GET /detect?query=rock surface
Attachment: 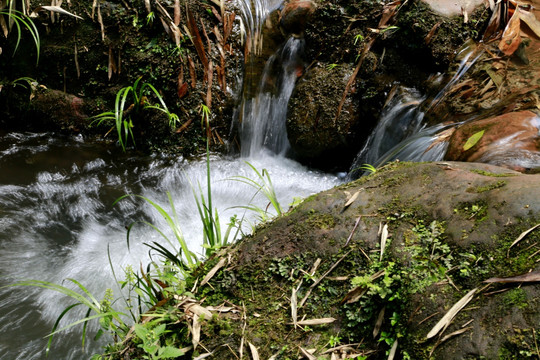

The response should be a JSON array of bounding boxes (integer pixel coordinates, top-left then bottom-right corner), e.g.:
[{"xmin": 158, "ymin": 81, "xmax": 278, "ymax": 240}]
[
  {"xmin": 445, "ymin": 110, "xmax": 540, "ymax": 172},
  {"xmin": 192, "ymin": 161, "xmax": 540, "ymax": 359}
]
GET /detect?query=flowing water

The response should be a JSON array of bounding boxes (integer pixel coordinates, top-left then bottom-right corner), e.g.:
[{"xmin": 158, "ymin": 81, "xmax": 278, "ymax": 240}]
[
  {"xmin": 0, "ymin": 132, "xmax": 339, "ymax": 359},
  {"xmin": 348, "ymin": 40, "xmax": 484, "ymax": 178}
]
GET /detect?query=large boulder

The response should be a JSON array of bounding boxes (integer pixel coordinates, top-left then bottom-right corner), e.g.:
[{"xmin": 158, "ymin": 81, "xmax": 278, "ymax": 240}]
[
  {"xmin": 179, "ymin": 161, "xmax": 540, "ymax": 359},
  {"xmin": 286, "ymin": 64, "xmax": 364, "ymax": 169}
]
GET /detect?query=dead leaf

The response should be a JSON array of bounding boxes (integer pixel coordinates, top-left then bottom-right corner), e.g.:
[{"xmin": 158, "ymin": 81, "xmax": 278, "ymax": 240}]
[
  {"xmin": 343, "ymin": 189, "xmax": 362, "ymax": 210},
  {"xmin": 425, "ymin": 22, "xmax": 441, "ymax": 44},
  {"xmin": 518, "ymin": 8, "xmax": 540, "ymax": 39},
  {"xmin": 299, "ymin": 347, "xmax": 317, "ymax": 360},
  {"xmin": 178, "ymin": 81, "xmax": 188, "ymax": 99},
  {"xmin": 32, "ymin": 5, "xmax": 83, "ymax": 19},
  {"xmin": 498, "ymin": 9, "xmax": 521, "ymax": 56},
  {"xmin": 174, "ymin": 0, "xmax": 181, "ymax": 26},
  {"xmin": 387, "ymin": 340, "xmax": 398, "ymax": 360},
  {"xmin": 373, "ymin": 307, "xmax": 386, "ymax": 338},
  {"xmin": 484, "ymin": 270, "xmax": 540, "ymax": 283},
  {"xmin": 380, "ymin": 223, "xmax": 388, "ymax": 261},
  {"xmin": 185, "ymin": 303, "xmax": 213, "ymax": 319},
  {"xmin": 187, "ymin": 9, "xmax": 209, "ymax": 73},
  {"xmin": 188, "ymin": 55, "xmax": 197, "ymax": 88},
  {"xmin": 293, "ymin": 318, "xmax": 336, "ymax": 326},
  {"xmin": 200, "ymin": 257, "xmax": 226, "ymax": 287},
  {"xmin": 508, "ymin": 223, "xmax": 540, "ymax": 256},
  {"xmin": 248, "ymin": 342, "xmax": 260, "ymax": 360},
  {"xmin": 193, "ymin": 353, "xmax": 213, "ymax": 360},
  {"xmin": 426, "ymin": 288, "xmax": 477, "ymax": 339},
  {"xmin": 291, "ymin": 287, "xmax": 298, "ymax": 325},
  {"xmin": 345, "ymin": 216, "xmax": 362, "ymax": 246},
  {"xmin": 192, "ymin": 314, "xmax": 201, "ymax": 350}
]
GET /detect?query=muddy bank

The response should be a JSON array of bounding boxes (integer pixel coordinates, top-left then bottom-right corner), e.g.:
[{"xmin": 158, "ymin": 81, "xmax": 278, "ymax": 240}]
[{"xmin": 122, "ymin": 161, "xmax": 540, "ymax": 359}]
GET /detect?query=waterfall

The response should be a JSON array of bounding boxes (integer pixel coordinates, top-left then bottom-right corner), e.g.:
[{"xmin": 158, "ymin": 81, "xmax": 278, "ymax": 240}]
[
  {"xmin": 234, "ymin": 0, "xmax": 306, "ymax": 158},
  {"xmin": 239, "ymin": 36, "xmax": 304, "ymax": 157},
  {"xmin": 348, "ymin": 40, "xmax": 484, "ymax": 178}
]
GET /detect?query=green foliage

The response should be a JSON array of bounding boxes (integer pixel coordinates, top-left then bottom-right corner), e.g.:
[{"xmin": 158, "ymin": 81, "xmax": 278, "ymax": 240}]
[
  {"xmin": 133, "ymin": 323, "xmax": 185, "ymax": 359},
  {"xmin": 193, "ymin": 141, "xmax": 241, "ymax": 257},
  {"xmin": 0, "ymin": 6, "xmax": 40, "ymax": 64},
  {"xmin": 2, "ymin": 279, "xmax": 128, "ymax": 356},
  {"xmin": 231, "ymin": 162, "xmax": 284, "ymax": 220},
  {"xmin": 92, "ymin": 77, "xmax": 179, "ymax": 152},
  {"xmin": 116, "ymin": 192, "xmax": 199, "ymax": 271}
]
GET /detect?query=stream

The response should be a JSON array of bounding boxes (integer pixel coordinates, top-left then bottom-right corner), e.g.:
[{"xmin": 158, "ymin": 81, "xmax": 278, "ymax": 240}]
[{"xmin": 0, "ymin": 132, "xmax": 340, "ymax": 359}]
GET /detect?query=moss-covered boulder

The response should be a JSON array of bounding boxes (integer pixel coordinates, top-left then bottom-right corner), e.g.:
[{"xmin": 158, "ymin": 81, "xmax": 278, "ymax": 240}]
[{"xmin": 121, "ymin": 161, "xmax": 540, "ymax": 359}]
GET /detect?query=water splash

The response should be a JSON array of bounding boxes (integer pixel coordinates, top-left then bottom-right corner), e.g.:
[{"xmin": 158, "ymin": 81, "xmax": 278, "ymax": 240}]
[{"xmin": 0, "ymin": 133, "xmax": 339, "ymax": 359}]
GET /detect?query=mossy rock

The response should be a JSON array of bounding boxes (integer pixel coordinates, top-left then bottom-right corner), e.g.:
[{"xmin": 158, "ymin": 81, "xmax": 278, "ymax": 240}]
[{"xmin": 165, "ymin": 161, "xmax": 540, "ymax": 360}]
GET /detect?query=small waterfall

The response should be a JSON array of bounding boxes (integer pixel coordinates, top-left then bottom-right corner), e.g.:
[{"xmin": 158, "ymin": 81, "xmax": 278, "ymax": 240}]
[
  {"xmin": 235, "ymin": 0, "xmax": 283, "ymax": 55},
  {"xmin": 239, "ymin": 36, "xmax": 304, "ymax": 157},
  {"xmin": 349, "ymin": 40, "xmax": 484, "ymax": 178}
]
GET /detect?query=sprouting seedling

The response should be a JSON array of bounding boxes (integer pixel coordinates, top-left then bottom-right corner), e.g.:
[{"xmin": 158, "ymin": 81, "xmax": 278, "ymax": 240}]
[
  {"xmin": 326, "ymin": 63, "xmax": 339, "ymax": 71},
  {"xmin": 354, "ymin": 33, "xmax": 364, "ymax": 45}
]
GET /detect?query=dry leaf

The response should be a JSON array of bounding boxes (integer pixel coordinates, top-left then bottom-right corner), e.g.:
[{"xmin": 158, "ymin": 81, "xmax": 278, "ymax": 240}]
[
  {"xmin": 426, "ymin": 288, "xmax": 477, "ymax": 339},
  {"xmin": 484, "ymin": 270, "xmax": 540, "ymax": 283},
  {"xmin": 290, "ymin": 287, "xmax": 298, "ymax": 325},
  {"xmin": 518, "ymin": 8, "xmax": 540, "ymax": 38},
  {"xmin": 507, "ymin": 223, "xmax": 540, "ymax": 256},
  {"xmin": 299, "ymin": 347, "xmax": 317, "ymax": 360},
  {"xmin": 186, "ymin": 303, "xmax": 213, "ymax": 319},
  {"xmin": 200, "ymin": 257, "xmax": 226, "ymax": 287},
  {"xmin": 373, "ymin": 307, "xmax": 386, "ymax": 338},
  {"xmin": 174, "ymin": 0, "xmax": 181, "ymax": 26},
  {"xmin": 192, "ymin": 314, "xmax": 201, "ymax": 350},
  {"xmin": 293, "ymin": 318, "xmax": 336, "ymax": 326},
  {"xmin": 248, "ymin": 342, "xmax": 260, "ymax": 360},
  {"xmin": 498, "ymin": 9, "xmax": 521, "ymax": 55},
  {"xmin": 193, "ymin": 353, "xmax": 213, "ymax": 360},
  {"xmin": 32, "ymin": 5, "xmax": 83, "ymax": 19},
  {"xmin": 380, "ymin": 223, "xmax": 388, "ymax": 261},
  {"xmin": 387, "ymin": 339, "xmax": 398, "ymax": 360},
  {"xmin": 344, "ymin": 190, "xmax": 362, "ymax": 209}
]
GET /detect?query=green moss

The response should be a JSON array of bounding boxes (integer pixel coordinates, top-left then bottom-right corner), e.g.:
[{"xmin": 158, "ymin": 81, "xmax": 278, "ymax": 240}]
[
  {"xmin": 470, "ymin": 169, "xmax": 517, "ymax": 177},
  {"xmin": 468, "ymin": 180, "xmax": 507, "ymax": 193},
  {"xmin": 502, "ymin": 288, "xmax": 529, "ymax": 310}
]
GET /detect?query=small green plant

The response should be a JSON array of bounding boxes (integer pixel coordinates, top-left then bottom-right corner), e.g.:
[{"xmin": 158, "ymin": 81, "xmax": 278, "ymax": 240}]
[
  {"xmin": 326, "ymin": 63, "xmax": 339, "ymax": 71},
  {"xmin": 192, "ymin": 140, "xmax": 242, "ymax": 257},
  {"xmin": 3, "ymin": 279, "xmax": 128, "ymax": 356},
  {"xmin": 0, "ymin": 7, "xmax": 40, "ymax": 64},
  {"xmin": 92, "ymin": 77, "xmax": 179, "ymax": 151},
  {"xmin": 198, "ymin": 104, "xmax": 212, "ymax": 139},
  {"xmin": 116, "ymin": 192, "xmax": 199, "ymax": 271},
  {"xmin": 231, "ymin": 162, "xmax": 284, "ymax": 219},
  {"xmin": 133, "ymin": 322, "xmax": 185, "ymax": 359}
]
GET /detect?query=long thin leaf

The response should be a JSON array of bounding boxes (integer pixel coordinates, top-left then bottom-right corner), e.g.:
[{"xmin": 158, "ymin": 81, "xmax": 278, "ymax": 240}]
[{"xmin": 426, "ymin": 288, "xmax": 477, "ymax": 339}]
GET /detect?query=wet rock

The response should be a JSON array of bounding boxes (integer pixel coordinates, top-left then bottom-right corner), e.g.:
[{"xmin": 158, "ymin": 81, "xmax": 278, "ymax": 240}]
[
  {"xmin": 286, "ymin": 64, "xmax": 362, "ymax": 170},
  {"xmin": 445, "ymin": 110, "xmax": 540, "ymax": 172},
  {"xmin": 280, "ymin": 0, "xmax": 316, "ymax": 36}
]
